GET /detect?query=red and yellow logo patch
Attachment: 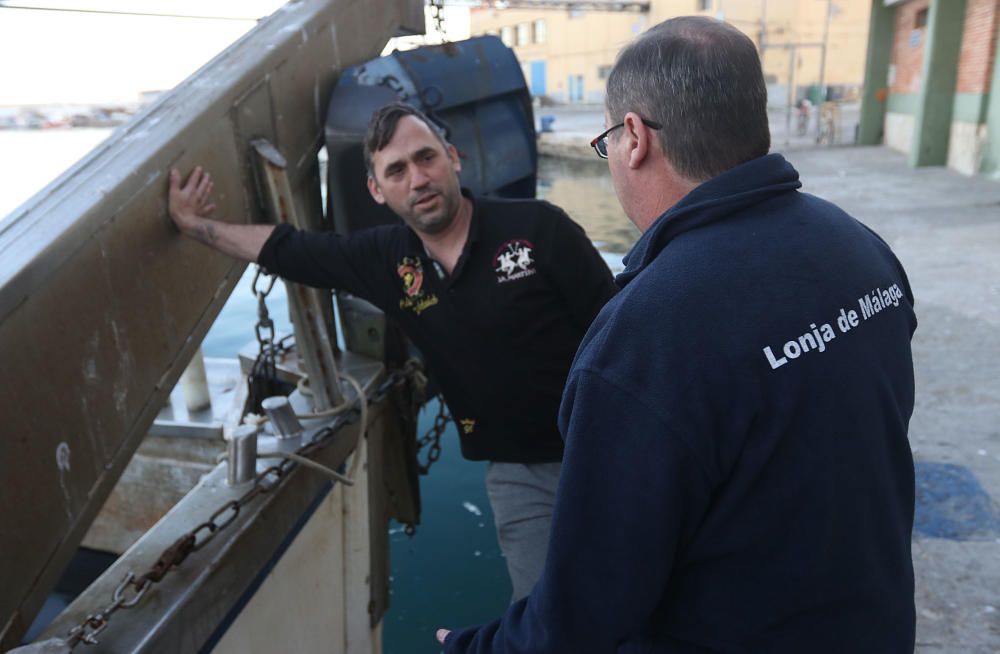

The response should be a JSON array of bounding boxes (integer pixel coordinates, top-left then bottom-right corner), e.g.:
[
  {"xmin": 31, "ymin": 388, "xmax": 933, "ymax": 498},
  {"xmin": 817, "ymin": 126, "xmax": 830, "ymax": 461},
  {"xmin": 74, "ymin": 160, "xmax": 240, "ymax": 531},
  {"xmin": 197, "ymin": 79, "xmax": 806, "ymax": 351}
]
[
  {"xmin": 397, "ymin": 258, "xmax": 425, "ymax": 298},
  {"xmin": 397, "ymin": 256, "xmax": 439, "ymax": 315}
]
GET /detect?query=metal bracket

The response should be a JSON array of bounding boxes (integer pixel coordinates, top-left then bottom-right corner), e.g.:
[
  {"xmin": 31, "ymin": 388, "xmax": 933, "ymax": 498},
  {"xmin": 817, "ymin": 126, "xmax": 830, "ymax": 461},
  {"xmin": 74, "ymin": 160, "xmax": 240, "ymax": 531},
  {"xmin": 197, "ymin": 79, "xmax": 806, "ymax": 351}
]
[{"xmin": 251, "ymin": 138, "xmax": 344, "ymax": 410}]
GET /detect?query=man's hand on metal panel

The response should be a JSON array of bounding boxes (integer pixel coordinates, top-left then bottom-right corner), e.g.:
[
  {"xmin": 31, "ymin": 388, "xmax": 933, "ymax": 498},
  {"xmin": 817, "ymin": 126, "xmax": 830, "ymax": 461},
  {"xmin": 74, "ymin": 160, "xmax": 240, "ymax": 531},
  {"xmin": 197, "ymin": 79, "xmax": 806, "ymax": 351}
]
[
  {"xmin": 168, "ymin": 166, "xmax": 216, "ymax": 232},
  {"xmin": 167, "ymin": 166, "xmax": 275, "ymax": 263}
]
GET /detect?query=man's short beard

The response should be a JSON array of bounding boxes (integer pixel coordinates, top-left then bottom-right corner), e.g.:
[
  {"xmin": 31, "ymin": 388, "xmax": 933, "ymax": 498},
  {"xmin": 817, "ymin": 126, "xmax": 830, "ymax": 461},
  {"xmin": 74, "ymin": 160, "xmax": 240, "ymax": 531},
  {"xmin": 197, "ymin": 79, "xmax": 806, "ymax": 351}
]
[
  {"xmin": 396, "ymin": 185, "xmax": 460, "ymax": 235},
  {"xmin": 410, "ymin": 212, "xmax": 453, "ymax": 234}
]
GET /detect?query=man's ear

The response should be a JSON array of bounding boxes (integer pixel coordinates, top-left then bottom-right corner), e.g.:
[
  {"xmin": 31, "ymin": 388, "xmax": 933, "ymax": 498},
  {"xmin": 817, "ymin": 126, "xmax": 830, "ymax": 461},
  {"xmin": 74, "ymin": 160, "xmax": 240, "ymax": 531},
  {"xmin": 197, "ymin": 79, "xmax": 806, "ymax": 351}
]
[
  {"xmin": 447, "ymin": 144, "xmax": 461, "ymax": 174},
  {"xmin": 367, "ymin": 175, "xmax": 385, "ymax": 205},
  {"xmin": 622, "ymin": 111, "xmax": 651, "ymax": 170}
]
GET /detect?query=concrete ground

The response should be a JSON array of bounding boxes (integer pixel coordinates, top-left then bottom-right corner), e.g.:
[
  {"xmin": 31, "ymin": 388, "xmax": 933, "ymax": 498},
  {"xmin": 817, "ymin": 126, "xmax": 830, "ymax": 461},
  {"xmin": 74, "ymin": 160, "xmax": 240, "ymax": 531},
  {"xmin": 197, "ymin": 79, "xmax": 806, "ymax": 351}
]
[
  {"xmin": 792, "ymin": 147, "xmax": 1000, "ymax": 654},
  {"xmin": 539, "ymin": 107, "xmax": 1000, "ymax": 652}
]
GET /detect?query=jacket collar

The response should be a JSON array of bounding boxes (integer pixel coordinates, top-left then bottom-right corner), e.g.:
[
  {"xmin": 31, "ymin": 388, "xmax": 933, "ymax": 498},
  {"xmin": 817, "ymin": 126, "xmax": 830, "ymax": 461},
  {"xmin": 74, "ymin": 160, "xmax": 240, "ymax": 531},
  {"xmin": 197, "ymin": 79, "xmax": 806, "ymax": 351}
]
[{"xmin": 616, "ymin": 153, "xmax": 802, "ymax": 287}]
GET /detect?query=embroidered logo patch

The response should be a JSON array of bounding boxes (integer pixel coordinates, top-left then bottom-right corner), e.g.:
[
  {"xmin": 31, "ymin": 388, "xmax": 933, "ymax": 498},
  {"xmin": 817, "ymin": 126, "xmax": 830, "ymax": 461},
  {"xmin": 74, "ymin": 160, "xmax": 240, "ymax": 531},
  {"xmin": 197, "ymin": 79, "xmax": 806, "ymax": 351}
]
[
  {"xmin": 397, "ymin": 257, "xmax": 424, "ymax": 297},
  {"xmin": 460, "ymin": 418, "xmax": 476, "ymax": 434},
  {"xmin": 493, "ymin": 239, "xmax": 536, "ymax": 283},
  {"xmin": 396, "ymin": 256, "xmax": 439, "ymax": 315}
]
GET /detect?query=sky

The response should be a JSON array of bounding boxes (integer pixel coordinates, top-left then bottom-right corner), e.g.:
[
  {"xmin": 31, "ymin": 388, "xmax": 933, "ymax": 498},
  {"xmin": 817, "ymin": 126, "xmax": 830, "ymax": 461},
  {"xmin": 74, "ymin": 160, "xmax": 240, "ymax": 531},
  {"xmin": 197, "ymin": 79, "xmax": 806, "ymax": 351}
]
[
  {"xmin": 0, "ymin": 0, "xmax": 283, "ymax": 105},
  {"xmin": 0, "ymin": 0, "xmax": 469, "ymax": 106}
]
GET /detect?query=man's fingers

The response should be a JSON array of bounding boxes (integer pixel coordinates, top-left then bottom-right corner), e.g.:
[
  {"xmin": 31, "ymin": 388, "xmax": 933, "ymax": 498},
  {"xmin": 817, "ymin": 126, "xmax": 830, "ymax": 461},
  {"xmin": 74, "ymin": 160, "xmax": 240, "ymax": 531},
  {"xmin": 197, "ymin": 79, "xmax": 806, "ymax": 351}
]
[
  {"xmin": 196, "ymin": 170, "xmax": 212, "ymax": 197},
  {"xmin": 186, "ymin": 166, "xmax": 203, "ymax": 191},
  {"xmin": 435, "ymin": 628, "xmax": 450, "ymax": 644},
  {"xmin": 169, "ymin": 166, "xmax": 216, "ymax": 223}
]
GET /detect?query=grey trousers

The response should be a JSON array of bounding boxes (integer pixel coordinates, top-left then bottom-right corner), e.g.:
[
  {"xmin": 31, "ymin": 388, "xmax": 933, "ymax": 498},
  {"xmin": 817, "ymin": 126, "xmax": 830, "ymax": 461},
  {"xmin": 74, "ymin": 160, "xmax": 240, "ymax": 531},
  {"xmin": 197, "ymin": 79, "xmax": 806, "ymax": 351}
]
[{"xmin": 485, "ymin": 461, "xmax": 562, "ymax": 602}]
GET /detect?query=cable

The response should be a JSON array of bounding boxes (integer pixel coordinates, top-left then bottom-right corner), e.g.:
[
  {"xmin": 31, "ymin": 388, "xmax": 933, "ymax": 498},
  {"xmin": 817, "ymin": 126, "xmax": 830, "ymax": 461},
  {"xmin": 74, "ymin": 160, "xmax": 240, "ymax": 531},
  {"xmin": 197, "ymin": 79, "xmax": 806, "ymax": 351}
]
[
  {"xmin": 0, "ymin": 2, "xmax": 262, "ymax": 21},
  {"xmin": 254, "ymin": 371, "xmax": 368, "ymax": 481},
  {"xmin": 338, "ymin": 372, "xmax": 368, "ymax": 481},
  {"xmin": 295, "ymin": 403, "xmax": 352, "ymax": 420},
  {"xmin": 258, "ymin": 450, "xmax": 355, "ymax": 486},
  {"xmin": 295, "ymin": 373, "xmax": 366, "ymax": 420}
]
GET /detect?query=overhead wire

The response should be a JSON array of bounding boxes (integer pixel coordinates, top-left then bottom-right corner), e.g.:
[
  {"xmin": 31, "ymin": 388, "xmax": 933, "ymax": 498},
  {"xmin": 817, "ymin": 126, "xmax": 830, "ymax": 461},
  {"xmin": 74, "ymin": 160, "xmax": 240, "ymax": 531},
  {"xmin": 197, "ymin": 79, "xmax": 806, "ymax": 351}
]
[{"xmin": 0, "ymin": 2, "xmax": 262, "ymax": 21}]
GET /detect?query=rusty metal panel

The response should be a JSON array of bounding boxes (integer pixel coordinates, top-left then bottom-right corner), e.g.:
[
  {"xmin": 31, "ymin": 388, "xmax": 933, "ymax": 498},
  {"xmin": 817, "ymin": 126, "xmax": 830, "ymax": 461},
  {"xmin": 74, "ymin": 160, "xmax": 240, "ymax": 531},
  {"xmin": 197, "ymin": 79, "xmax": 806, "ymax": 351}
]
[
  {"xmin": 81, "ymin": 447, "xmax": 218, "ymax": 555},
  {"xmin": 0, "ymin": 0, "xmax": 423, "ymax": 647}
]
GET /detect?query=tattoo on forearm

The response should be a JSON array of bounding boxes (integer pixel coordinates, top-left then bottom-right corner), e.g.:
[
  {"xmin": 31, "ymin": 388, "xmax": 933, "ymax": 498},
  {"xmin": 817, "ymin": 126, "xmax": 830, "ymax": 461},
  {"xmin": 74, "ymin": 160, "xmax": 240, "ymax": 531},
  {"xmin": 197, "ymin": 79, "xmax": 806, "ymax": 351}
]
[{"xmin": 196, "ymin": 222, "xmax": 217, "ymax": 245}]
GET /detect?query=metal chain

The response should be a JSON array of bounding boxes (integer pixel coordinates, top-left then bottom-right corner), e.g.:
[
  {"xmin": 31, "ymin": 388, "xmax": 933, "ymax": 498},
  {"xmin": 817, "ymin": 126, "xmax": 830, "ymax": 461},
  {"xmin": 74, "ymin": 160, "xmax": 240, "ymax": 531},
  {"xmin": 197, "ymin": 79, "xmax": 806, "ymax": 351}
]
[
  {"xmin": 64, "ymin": 574, "xmax": 150, "ymax": 647},
  {"xmin": 251, "ymin": 266, "xmax": 277, "ymax": 350},
  {"xmin": 416, "ymin": 395, "xmax": 449, "ymax": 475},
  {"xmin": 246, "ymin": 267, "xmax": 296, "ymax": 416},
  {"xmin": 61, "ymin": 361, "xmax": 422, "ymax": 649}
]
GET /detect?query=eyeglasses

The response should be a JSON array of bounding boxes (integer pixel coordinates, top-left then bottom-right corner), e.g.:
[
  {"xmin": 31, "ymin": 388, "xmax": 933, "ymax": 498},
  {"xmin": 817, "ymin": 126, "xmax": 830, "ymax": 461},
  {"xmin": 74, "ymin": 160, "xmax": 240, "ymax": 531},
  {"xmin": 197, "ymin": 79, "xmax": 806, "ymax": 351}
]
[{"xmin": 590, "ymin": 118, "xmax": 663, "ymax": 159}]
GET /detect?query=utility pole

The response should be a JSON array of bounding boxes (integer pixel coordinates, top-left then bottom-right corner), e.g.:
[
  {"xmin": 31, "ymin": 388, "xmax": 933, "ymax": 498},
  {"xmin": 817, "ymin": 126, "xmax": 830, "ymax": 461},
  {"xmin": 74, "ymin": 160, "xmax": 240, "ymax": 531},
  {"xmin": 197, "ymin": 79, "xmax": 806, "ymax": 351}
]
[
  {"xmin": 817, "ymin": 0, "xmax": 833, "ymax": 101},
  {"xmin": 758, "ymin": 0, "xmax": 767, "ymax": 54},
  {"xmin": 786, "ymin": 45, "xmax": 797, "ymax": 147}
]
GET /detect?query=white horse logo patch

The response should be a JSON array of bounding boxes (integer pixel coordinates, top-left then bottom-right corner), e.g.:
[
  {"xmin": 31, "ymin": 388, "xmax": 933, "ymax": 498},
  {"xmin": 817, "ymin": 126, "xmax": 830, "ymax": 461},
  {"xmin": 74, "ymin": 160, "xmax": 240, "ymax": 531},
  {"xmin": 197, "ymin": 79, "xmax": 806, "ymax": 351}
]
[{"xmin": 493, "ymin": 239, "xmax": 536, "ymax": 283}]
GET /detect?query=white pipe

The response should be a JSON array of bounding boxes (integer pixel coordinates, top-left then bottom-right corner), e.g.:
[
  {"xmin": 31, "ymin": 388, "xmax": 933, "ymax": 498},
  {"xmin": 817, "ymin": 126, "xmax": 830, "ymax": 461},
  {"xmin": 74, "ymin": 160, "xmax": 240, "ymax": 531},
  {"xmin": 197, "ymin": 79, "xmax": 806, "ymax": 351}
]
[{"xmin": 180, "ymin": 346, "xmax": 211, "ymax": 413}]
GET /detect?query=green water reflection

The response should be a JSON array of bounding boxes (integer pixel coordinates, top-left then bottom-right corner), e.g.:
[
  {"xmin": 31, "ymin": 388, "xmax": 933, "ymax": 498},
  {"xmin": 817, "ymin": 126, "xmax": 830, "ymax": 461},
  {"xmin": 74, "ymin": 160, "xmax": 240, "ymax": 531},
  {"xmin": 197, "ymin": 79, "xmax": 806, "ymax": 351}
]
[{"xmin": 538, "ymin": 155, "xmax": 640, "ymax": 264}]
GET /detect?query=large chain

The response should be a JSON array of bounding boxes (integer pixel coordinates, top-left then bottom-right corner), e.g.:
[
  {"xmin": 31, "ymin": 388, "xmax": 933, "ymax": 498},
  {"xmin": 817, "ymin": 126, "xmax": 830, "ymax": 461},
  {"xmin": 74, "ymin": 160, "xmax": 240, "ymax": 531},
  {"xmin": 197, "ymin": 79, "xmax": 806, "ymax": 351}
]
[
  {"xmin": 416, "ymin": 395, "xmax": 449, "ymax": 475},
  {"xmin": 62, "ymin": 455, "xmax": 296, "ymax": 649},
  {"xmin": 60, "ymin": 362, "xmax": 421, "ymax": 649},
  {"xmin": 251, "ymin": 266, "xmax": 277, "ymax": 350}
]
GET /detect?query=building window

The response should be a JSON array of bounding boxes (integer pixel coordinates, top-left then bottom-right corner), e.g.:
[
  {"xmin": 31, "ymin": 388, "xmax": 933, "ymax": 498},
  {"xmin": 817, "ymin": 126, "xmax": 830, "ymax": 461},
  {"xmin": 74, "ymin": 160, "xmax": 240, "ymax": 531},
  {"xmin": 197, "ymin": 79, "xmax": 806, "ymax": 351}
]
[
  {"xmin": 597, "ymin": 65, "xmax": 612, "ymax": 80},
  {"xmin": 500, "ymin": 26, "xmax": 514, "ymax": 46},
  {"xmin": 533, "ymin": 19, "xmax": 546, "ymax": 44},
  {"xmin": 697, "ymin": 0, "xmax": 711, "ymax": 11},
  {"xmin": 914, "ymin": 8, "xmax": 928, "ymax": 28},
  {"xmin": 516, "ymin": 22, "xmax": 530, "ymax": 46}
]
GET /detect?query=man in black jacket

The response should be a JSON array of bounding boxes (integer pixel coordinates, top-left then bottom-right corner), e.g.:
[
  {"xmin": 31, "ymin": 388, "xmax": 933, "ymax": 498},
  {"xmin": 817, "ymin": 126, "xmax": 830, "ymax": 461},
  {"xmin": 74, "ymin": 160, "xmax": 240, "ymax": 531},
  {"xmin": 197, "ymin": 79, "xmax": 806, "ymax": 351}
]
[{"xmin": 168, "ymin": 103, "xmax": 617, "ymax": 601}]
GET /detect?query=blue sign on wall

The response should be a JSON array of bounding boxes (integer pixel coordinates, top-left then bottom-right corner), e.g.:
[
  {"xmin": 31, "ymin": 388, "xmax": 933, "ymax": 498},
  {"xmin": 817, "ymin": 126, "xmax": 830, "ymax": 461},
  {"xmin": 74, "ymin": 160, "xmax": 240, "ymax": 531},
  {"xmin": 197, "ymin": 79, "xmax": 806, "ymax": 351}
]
[
  {"xmin": 567, "ymin": 74, "xmax": 584, "ymax": 103},
  {"xmin": 530, "ymin": 60, "xmax": 546, "ymax": 97}
]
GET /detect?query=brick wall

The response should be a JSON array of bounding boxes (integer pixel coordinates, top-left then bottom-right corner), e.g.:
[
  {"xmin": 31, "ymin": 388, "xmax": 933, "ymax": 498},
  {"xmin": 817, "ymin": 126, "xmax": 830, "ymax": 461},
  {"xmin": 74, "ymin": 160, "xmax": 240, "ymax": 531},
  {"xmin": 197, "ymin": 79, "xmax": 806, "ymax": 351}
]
[
  {"xmin": 890, "ymin": 0, "xmax": 931, "ymax": 95},
  {"xmin": 956, "ymin": 0, "xmax": 1000, "ymax": 93}
]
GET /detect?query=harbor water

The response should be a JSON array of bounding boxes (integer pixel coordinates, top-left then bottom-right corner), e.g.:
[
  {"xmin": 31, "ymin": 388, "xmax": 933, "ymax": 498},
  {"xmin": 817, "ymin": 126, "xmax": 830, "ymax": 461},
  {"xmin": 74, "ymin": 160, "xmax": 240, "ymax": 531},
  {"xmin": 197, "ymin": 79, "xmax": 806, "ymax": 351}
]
[{"xmin": 0, "ymin": 129, "xmax": 638, "ymax": 652}]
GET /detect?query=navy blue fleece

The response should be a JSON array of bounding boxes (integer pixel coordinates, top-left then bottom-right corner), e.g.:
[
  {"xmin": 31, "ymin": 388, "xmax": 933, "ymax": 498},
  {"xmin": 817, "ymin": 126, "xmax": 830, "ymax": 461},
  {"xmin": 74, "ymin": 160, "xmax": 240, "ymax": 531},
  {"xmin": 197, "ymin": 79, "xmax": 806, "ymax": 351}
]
[{"xmin": 444, "ymin": 153, "xmax": 917, "ymax": 653}]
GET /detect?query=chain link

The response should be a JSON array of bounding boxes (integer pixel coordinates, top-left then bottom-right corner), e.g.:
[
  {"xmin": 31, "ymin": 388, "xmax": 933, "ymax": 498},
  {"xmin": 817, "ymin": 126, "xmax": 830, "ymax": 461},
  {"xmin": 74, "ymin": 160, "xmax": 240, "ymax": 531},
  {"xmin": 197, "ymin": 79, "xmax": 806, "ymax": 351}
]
[
  {"xmin": 251, "ymin": 267, "xmax": 277, "ymax": 349},
  {"xmin": 60, "ymin": 361, "xmax": 422, "ymax": 649},
  {"xmin": 64, "ymin": 574, "xmax": 150, "ymax": 647},
  {"xmin": 416, "ymin": 396, "xmax": 449, "ymax": 475},
  {"xmin": 246, "ymin": 267, "xmax": 296, "ymax": 416}
]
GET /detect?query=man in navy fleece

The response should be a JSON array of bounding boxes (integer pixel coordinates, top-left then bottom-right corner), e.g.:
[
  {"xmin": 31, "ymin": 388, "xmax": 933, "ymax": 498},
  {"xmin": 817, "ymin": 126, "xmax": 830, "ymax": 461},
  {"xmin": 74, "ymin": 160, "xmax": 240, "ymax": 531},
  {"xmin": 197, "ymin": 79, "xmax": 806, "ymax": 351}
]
[{"xmin": 437, "ymin": 15, "xmax": 917, "ymax": 653}]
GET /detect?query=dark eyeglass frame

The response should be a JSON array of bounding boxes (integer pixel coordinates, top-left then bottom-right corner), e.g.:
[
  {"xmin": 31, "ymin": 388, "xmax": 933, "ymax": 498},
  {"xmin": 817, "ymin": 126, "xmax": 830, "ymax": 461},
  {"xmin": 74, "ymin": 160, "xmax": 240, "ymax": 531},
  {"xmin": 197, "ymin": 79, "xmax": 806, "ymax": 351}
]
[{"xmin": 590, "ymin": 118, "xmax": 663, "ymax": 159}]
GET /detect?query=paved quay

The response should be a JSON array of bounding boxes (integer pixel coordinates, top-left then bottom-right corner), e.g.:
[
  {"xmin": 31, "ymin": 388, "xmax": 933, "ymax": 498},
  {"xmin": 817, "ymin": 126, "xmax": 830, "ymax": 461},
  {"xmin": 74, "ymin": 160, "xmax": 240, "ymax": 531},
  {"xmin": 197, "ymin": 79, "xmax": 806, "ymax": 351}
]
[
  {"xmin": 793, "ymin": 146, "xmax": 1000, "ymax": 654},
  {"xmin": 538, "ymin": 106, "xmax": 1000, "ymax": 653}
]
